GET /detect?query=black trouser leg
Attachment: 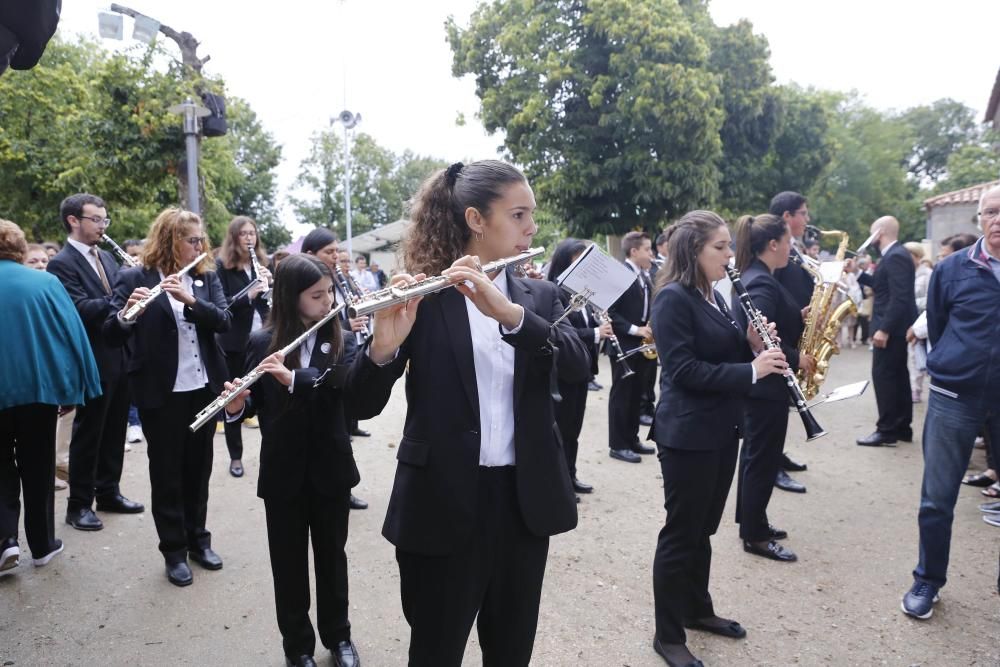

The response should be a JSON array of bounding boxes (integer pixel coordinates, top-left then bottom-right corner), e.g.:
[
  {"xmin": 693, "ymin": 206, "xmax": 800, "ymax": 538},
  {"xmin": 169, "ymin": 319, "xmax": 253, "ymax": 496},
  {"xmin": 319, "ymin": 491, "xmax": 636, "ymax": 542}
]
[
  {"xmin": 654, "ymin": 441, "xmax": 738, "ymax": 644},
  {"xmin": 223, "ymin": 351, "xmax": 245, "ymax": 461},
  {"xmin": 609, "ymin": 355, "xmax": 654, "ymax": 451},
  {"xmin": 737, "ymin": 399, "xmax": 788, "ymax": 541},
  {"xmin": 397, "ymin": 467, "xmax": 549, "ymax": 667},
  {"xmin": 639, "ymin": 359, "xmax": 658, "ymax": 417},
  {"xmin": 0, "ymin": 404, "xmax": 57, "ymax": 557},
  {"xmin": 68, "ymin": 373, "xmax": 129, "ymax": 511},
  {"xmin": 554, "ymin": 381, "xmax": 588, "ymax": 480},
  {"xmin": 873, "ymin": 335, "xmax": 911, "ymax": 436},
  {"xmin": 140, "ymin": 388, "xmax": 214, "ymax": 561},
  {"xmin": 311, "ymin": 489, "xmax": 351, "ymax": 649}
]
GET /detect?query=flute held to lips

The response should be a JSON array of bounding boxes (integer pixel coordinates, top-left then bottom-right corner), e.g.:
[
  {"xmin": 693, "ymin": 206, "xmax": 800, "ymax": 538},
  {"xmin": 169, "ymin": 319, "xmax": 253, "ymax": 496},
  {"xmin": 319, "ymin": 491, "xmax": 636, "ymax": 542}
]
[
  {"xmin": 122, "ymin": 252, "xmax": 207, "ymax": 321},
  {"xmin": 347, "ymin": 247, "xmax": 544, "ymax": 318},
  {"xmin": 188, "ymin": 302, "xmax": 346, "ymax": 432}
]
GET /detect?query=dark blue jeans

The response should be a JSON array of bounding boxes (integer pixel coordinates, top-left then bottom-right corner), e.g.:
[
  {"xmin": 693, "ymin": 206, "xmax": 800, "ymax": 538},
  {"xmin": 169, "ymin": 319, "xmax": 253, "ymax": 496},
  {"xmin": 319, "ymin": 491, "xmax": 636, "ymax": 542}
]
[{"xmin": 914, "ymin": 389, "xmax": 1000, "ymax": 589}]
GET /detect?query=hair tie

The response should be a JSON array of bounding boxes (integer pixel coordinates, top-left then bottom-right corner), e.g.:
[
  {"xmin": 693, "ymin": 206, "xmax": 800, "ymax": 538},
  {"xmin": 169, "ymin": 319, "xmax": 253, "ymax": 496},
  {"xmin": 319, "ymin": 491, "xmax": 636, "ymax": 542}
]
[
  {"xmin": 747, "ymin": 216, "xmax": 755, "ymax": 226},
  {"xmin": 445, "ymin": 162, "xmax": 464, "ymax": 187}
]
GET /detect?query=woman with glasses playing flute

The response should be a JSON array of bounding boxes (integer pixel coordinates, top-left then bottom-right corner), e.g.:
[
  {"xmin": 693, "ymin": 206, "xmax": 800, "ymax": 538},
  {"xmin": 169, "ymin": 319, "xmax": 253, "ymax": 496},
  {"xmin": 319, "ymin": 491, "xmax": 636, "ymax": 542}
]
[
  {"xmin": 649, "ymin": 211, "xmax": 786, "ymax": 667},
  {"xmin": 215, "ymin": 216, "xmax": 271, "ymax": 478},
  {"xmin": 103, "ymin": 208, "xmax": 231, "ymax": 588},
  {"xmin": 360, "ymin": 160, "xmax": 590, "ymax": 666}
]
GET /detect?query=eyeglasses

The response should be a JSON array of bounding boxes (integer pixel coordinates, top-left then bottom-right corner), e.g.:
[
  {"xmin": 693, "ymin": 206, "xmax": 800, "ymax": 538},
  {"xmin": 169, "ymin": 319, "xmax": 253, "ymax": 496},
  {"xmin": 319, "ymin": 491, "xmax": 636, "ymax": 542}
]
[
  {"xmin": 78, "ymin": 215, "xmax": 111, "ymax": 225},
  {"xmin": 979, "ymin": 208, "xmax": 1000, "ymax": 220},
  {"xmin": 185, "ymin": 236, "xmax": 207, "ymax": 246},
  {"xmin": 237, "ymin": 230, "xmax": 257, "ymax": 237}
]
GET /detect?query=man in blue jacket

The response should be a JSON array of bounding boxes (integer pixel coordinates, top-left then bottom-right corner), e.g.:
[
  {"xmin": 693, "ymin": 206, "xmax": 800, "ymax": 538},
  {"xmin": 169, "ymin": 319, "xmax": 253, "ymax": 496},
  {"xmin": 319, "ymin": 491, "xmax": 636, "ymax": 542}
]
[{"xmin": 901, "ymin": 185, "xmax": 1000, "ymax": 619}]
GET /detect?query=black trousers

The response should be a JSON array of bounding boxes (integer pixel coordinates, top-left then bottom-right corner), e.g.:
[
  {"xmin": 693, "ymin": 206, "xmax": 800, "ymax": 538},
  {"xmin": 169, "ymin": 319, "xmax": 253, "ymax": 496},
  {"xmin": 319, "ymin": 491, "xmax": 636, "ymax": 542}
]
[
  {"xmin": 139, "ymin": 387, "xmax": 214, "ymax": 562},
  {"xmin": 396, "ymin": 466, "xmax": 549, "ymax": 667},
  {"xmin": 858, "ymin": 315, "xmax": 871, "ymax": 343},
  {"xmin": 223, "ymin": 350, "xmax": 246, "ymax": 461},
  {"xmin": 639, "ymin": 358, "xmax": 658, "ymax": 417},
  {"xmin": 736, "ymin": 399, "xmax": 789, "ymax": 541},
  {"xmin": 873, "ymin": 335, "xmax": 912, "ymax": 437},
  {"xmin": 264, "ymin": 488, "xmax": 351, "ymax": 658},
  {"xmin": 608, "ymin": 354, "xmax": 656, "ymax": 451},
  {"xmin": 0, "ymin": 404, "xmax": 58, "ymax": 558},
  {"xmin": 554, "ymin": 380, "xmax": 588, "ymax": 480},
  {"xmin": 67, "ymin": 372, "xmax": 130, "ymax": 512},
  {"xmin": 654, "ymin": 441, "xmax": 738, "ymax": 644}
]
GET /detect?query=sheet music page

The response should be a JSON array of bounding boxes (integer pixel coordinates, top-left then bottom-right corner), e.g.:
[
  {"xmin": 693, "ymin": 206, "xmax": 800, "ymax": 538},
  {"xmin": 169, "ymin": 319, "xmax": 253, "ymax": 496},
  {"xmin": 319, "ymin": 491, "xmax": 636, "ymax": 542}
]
[
  {"xmin": 556, "ymin": 244, "xmax": 638, "ymax": 311},
  {"xmin": 823, "ymin": 380, "xmax": 869, "ymax": 403}
]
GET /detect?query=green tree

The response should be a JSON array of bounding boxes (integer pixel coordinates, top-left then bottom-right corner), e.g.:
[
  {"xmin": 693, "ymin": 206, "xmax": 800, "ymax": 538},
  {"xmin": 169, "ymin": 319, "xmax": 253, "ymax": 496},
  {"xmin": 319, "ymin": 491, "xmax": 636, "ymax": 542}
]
[
  {"xmin": 900, "ymin": 98, "xmax": 980, "ymax": 186},
  {"xmin": 447, "ymin": 0, "xmax": 724, "ymax": 237}
]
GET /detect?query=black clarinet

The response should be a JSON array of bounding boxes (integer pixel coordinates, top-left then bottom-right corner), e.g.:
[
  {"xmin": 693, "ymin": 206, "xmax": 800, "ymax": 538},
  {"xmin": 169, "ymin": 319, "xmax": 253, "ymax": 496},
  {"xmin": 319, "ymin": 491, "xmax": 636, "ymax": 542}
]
[{"xmin": 725, "ymin": 266, "xmax": 826, "ymax": 441}]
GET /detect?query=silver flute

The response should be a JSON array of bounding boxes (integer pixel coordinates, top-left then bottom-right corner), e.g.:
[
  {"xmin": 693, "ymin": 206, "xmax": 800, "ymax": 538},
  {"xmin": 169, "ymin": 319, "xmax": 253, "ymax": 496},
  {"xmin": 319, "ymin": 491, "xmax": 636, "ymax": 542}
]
[
  {"xmin": 248, "ymin": 244, "xmax": 273, "ymax": 306},
  {"xmin": 347, "ymin": 247, "xmax": 545, "ymax": 318},
  {"xmin": 189, "ymin": 303, "xmax": 345, "ymax": 432},
  {"xmin": 122, "ymin": 253, "xmax": 208, "ymax": 321},
  {"xmin": 725, "ymin": 265, "xmax": 827, "ymax": 441},
  {"xmin": 101, "ymin": 234, "xmax": 139, "ymax": 267}
]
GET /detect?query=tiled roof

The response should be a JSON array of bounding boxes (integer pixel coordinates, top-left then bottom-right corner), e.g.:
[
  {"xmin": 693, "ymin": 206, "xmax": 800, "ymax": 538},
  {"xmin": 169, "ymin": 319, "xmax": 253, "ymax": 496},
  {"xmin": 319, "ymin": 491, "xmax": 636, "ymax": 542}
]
[{"xmin": 923, "ymin": 179, "xmax": 1000, "ymax": 210}]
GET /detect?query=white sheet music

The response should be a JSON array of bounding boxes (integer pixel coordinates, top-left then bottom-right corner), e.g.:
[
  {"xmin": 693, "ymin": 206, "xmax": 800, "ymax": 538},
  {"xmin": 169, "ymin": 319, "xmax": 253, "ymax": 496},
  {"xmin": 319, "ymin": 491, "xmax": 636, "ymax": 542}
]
[
  {"xmin": 556, "ymin": 244, "xmax": 638, "ymax": 311},
  {"xmin": 821, "ymin": 380, "xmax": 869, "ymax": 404}
]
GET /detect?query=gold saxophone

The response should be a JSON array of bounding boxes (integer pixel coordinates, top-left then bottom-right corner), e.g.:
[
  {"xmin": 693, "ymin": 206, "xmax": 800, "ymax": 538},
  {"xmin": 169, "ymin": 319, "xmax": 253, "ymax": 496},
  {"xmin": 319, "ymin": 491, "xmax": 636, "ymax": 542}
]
[{"xmin": 796, "ymin": 230, "xmax": 857, "ymax": 400}]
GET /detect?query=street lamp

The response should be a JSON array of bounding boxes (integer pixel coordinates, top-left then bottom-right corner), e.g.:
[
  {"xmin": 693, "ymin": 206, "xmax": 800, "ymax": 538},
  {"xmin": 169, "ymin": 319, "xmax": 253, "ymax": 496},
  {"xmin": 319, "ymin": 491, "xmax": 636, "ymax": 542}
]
[
  {"xmin": 168, "ymin": 98, "xmax": 211, "ymax": 215},
  {"xmin": 335, "ymin": 109, "xmax": 362, "ymax": 257}
]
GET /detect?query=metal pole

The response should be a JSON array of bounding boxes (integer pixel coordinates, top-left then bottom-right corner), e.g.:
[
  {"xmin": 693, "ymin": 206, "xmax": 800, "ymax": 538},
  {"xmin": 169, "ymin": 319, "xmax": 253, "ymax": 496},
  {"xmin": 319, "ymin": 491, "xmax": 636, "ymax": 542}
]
[
  {"xmin": 170, "ymin": 97, "xmax": 210, "ymax": 215},
  {"xmin": 343, "ymin": 123, "xmax": 353, "ymax": 257}
]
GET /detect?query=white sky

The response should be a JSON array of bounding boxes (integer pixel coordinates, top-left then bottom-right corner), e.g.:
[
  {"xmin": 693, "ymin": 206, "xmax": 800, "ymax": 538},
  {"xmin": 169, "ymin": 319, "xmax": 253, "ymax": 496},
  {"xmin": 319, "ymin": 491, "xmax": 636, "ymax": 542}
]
[{"xmin": 58, "ymin": 1, "xmax": 1000, "ymax": 234}]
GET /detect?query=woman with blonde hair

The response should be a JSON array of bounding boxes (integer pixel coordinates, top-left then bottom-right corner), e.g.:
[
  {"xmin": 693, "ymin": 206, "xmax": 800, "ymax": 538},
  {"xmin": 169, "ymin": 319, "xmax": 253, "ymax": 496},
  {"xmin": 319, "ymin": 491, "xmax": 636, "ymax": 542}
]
[{"xmin": 104, "ymin": 208, "xmax": 231, "ymax": 587}]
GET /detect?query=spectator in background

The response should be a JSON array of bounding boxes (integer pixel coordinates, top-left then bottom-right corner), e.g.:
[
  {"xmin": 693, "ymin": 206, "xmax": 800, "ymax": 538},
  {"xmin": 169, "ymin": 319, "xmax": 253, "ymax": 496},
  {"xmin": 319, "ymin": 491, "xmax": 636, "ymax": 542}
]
[
  {"xmin": 351, "ymin": 254, "xmax": 379, "ymax": 293},
  {"xmin": 42, "ymin": 241, "xmax": 60, "ymax": 259},
  {"xmin": 905, "ymin": 242, "xmax": 932, "ymax": 403},
  {"xmin": 23, "ymin": 243, "xmax": 49, "ymax": 271},
  {"xmin": 856, "ymin": 255, "xmax": 874, "ymax": 345},
  {"xmin": 370, "ymin": 261, "xmax": 388, "ymax": 289}
]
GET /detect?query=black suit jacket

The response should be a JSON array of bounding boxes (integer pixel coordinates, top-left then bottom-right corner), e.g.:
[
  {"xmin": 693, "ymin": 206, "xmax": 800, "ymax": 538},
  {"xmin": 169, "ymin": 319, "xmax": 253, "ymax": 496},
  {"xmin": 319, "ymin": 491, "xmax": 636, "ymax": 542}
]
[
  {"xmin": 47, "ymin": 245, "xmax": 125, "ymax": 380},
  {"xmin": 733, "ymin": 259, "xmax": 803, "ymax": 402},
  {"xmin": 240, "ymin": 327, "xmax": 395, "ymax": 500},
  {"xmin": 368, "ymin": 272, "xmax": 590, "ymax": 555},
  {"xmin": 858, "ymin": 242, "xmax": 917, "ymax": 337},
  {"xmin": 215, "ymin": 260, "xmax": 270, "ymax": 353},
  {"xmin": 103, "ymin": 266, "xmax": 231, "ymax": 409},
  {"xmin": 568, "ymin": 308, "xmax": 600, "ymax": 377},
  {"xmin": 650, "ymin": 283, "xmax": 755, "ymax": 451},
  {"xmin": 607, "ymin": 262, "xmax": 650, "ymax": 352},
  {"xmin": 774, "ymin": 254, "xmax": 814, "ymax": 310}
]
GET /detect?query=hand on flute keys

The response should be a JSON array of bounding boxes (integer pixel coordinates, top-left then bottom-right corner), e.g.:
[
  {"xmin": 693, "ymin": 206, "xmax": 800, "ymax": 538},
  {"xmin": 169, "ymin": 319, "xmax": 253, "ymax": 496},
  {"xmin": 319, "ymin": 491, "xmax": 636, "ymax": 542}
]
[
  {"xmin": 222, "ymin": 379, "xmax": 253, "ymax": 415},
  {"xmin": 443, "ymin": 255, "xmax": 524, "ymax": 330},
  {"xmin": 122, "ymin": 286, "xmax": 151, "ymax": 318},
  {"xmin": 160, "ymin": 274, "xmax": 196, "ymax": 306},
  {"xmin": 368, "ymin": 272, "xmax": 426, "ymax": 365}
]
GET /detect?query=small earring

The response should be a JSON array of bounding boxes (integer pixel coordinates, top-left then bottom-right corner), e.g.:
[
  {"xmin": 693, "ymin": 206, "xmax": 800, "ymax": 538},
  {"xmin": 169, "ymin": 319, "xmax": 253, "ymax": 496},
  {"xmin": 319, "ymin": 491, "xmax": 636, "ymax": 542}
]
[{"xmin": 477, "ymin": 231, "xmax": 484, "ymax": 242}]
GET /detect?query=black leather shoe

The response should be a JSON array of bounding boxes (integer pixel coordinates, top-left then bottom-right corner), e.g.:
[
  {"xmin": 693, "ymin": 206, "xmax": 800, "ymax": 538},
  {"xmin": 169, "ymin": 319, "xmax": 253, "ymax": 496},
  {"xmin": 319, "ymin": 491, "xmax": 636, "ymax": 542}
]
[
  {"xmin": 349, "ymin": 427, "xmax": 371, "ymax": 437},
  {"xmin": 652, "ymin": 637, "xmax": 704, "ymax": 667},
  {"xmin": 639, "ymin": 413, "xmax": 654, "ymax": 426},
  {"xmin": 774, "ymin": 470, "xmax": 806, "ymax": 493},
  {"xmin": 166, "ymin": 560, "xmax": 193, "ymax": 587},
  {"xmin": 587, "ymin": 380, "xmax": 603, "ymax": 391},
  {"xmin": 332, "ymin": 639, "xmax": 360, "ymax": 667},
  {"xmin": 684, "ymin": 615, "xmax": 747, "ymax": 639},
  {"xmin": 632, "ymin": 442, "xmax": 656, "ymax": 455},
  {"xmin": 188, "ymin": 548, "xmax": 223, "ymax": 570},
  {"xmin": 897, "ymin": 430, "xmax": 914, "ymax": 443},
  {"xmin": 856, "ymin": 431, "xmax": 897, "ymax": 447},
  {"xmin": 96, "ymin": 494, "xmax": 145, "ymax": 514},
  {"xmin": 573, "ymin": 478, "xmax": 594, "ymax": 494},
  {"xmin": 781, "ymin": 454, "xmax": 807, "ymax": 472},
  {"xmin": 229, "ymin": 461, "xmax": 244, "ymax": 478},
  {"xmin": 767, "ymin": 524, "xmax": 788, "ymax": 540},
  {"xmin": 286, "ymin": 655, "xmax": 317, "ymax": 667},
  {"xmin": 349, "ymin": 494, "xmax": 368, "ymax": 510},
  {"xmin": 66, "ymin": 508, "xmax": 104, "ymax": 531},
  {"xmin": 610, "ymin": 449, "xmax": 642, "ymax": 463},
  {"xmin": 743, "ymin": 539, "xmax": 797, "ymax": 562}
]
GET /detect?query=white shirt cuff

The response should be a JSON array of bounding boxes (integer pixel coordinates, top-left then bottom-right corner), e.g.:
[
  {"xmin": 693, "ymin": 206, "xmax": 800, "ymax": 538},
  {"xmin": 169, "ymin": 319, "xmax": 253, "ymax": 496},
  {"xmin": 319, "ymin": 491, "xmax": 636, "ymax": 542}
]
[
  {"xmin": 593, "ymin": 327, "xmax": 601, "ymax": 345},
  {"xmin": 750, "ymin": 364, "xmax": 757, "ymax": 385},
  {"xmin": 287, "ymin": 370, "xmax": 296, "ymax": 393},
  {"xmin": 628, "ymin": 324, "xmax": 639, "ymax": 337},
  {"xmin": 366, "ymin": 345, "xmax": 399, "ymax": 367},
  {"xmin": 500, "ymin": 306, "xmax": 525, "ymax": 334}
]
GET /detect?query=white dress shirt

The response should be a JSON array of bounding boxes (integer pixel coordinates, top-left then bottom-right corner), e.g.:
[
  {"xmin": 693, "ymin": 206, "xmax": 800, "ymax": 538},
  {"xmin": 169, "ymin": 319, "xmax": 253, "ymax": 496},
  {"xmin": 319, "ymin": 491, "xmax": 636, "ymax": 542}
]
[
  {"xmin": 465, "ymin": 270, "xmax": 522, "ymax": 467},
  {"xmin": 624, "ymin": 258, "xmax": 649, "ymax": 336},
  {"xmin": 163, "ymin": 271, "xmax": 209, "ymax": 392},
  {"xmin": 66, "ymin": 237, "xmax": 105, "ymax": 281},
  {"xmin": 244, "ymin": 266, "xmax": 263, "ymax": 332}
]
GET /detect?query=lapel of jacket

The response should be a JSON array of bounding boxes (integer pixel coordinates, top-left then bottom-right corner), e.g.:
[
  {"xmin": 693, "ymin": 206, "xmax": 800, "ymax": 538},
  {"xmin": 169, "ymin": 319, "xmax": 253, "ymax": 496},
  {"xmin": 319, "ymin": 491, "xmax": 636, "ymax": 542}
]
[
  {"xmin": 438, "ymin": 287, "xmax": 480, "ymax": 419},
  {"xmin": 143, "ymin": 267, "xmax": 173, "ymax": 321},
  {"xmin": 67, "ymin": 246, "xmax": 105, "ymax": 295},
  {"xmin": 506, "ymin": 270, "xmax": 535, "ymax": 403},
  {"xmin": 694, "ymin": 286, "xmax": 740, "ymax": 338}
]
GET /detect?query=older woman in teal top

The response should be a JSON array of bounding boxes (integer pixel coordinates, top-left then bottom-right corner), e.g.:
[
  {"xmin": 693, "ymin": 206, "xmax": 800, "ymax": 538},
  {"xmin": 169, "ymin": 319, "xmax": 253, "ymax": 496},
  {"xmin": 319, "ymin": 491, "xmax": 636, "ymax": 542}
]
[{"xmin": 0, "ymin": 219, "xmax": 101, "ymax": 577}]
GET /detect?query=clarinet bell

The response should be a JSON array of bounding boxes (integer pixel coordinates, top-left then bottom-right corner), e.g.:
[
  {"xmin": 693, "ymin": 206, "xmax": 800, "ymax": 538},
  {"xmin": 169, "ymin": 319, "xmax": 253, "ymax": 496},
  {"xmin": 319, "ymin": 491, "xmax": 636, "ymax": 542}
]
[{"xmin": 800, "ymin": 408, "xmax": 827, "ymax": 441}]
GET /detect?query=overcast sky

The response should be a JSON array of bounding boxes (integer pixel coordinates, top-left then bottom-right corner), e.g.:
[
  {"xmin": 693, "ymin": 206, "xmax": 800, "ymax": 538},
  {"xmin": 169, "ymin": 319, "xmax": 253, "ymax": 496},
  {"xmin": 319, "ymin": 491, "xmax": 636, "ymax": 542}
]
[{"xmin": 59, "ymin": 1, "xmax": 1000, "ymax": 233}]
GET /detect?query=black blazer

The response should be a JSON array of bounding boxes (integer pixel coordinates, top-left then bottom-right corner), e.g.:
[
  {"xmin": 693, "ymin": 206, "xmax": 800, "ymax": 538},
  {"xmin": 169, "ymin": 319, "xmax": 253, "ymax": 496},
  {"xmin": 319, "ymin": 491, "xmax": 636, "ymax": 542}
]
[
  {"xmin": 733, "ymin": 259, "xmax": 803, "ymax": 402},
  {"xmin": 858, "ymin": 242, "xmax": 917, "ymax": 337},
  {"xmin": 240, "ymin": 328, "xmax": 395, "ymax": 500},
  {"xmin": 651, "ymin": 283, "xmax": 755, "ymax": 451},
  {"xmin": 607, "ymin": 263, "xmax": 650, "ymax": 352},
  {"xmin": 103, "ymin": 266, "xmax": 231, "ymax": 410},
  {"xmin": 568, "ymin": 307, "xmax": 600, "ymax": 378},
  {"xmin": 215, "ymin": 260, "xmax": 270, "ymax": 353},
  {"xmin": 368, "ymin": 272, "xmax": 590, "ymax": 555},
  {"xmin": 774, "ymin": 256, "xmax": 814, "ymax": 310},
  {"xmin": 47, "ymin": 245, "xmax": 125, "ymax": 380}
]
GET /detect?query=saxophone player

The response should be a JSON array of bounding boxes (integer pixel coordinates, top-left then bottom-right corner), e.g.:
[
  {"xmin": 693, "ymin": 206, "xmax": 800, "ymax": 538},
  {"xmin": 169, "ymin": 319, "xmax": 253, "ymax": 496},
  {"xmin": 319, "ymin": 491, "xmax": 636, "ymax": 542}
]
[{"xmin": 731, "ymin": 214, "xmax": 817, "ymax": 563}]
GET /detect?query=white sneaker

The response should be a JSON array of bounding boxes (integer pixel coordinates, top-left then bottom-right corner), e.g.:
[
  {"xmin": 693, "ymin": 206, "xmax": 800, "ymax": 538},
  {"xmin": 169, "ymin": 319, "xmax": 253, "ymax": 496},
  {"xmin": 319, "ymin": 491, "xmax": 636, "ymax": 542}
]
[
  {"xmin": 126, "ymin": 425, "xmax": 144, "ymax": 443},
  {"xmin": 32, "ymin": 540, "xmax": 64, "ymax": 567},
  {"xmin": 0, "ymin": 541, "xmax": 19, "ymax": 576}
]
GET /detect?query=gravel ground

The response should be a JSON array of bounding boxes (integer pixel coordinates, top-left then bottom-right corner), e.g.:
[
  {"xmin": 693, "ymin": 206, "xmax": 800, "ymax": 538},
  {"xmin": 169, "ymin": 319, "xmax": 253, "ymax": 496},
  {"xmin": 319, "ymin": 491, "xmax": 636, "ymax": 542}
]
[{"xmin": 2, "ymin": 345, "xmax": 998, "ymax": 666}]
